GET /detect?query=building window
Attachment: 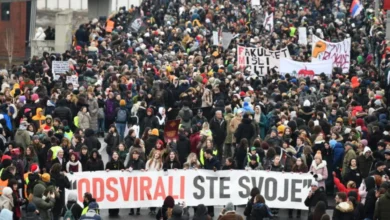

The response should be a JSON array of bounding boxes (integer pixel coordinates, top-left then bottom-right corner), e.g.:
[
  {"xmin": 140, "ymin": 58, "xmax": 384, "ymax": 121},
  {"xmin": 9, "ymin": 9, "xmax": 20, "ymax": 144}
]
[{"xmin": 1, "ymin": 3, "xmax": 10, "ymax": 21}]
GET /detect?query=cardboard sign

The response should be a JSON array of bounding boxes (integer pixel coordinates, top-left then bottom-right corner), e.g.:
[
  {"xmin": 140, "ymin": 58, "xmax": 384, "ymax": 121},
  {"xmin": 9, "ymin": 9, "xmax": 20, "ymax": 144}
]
[{"xmin": 52, "ymin": 61, "xmax": 69, "ymax": 74}]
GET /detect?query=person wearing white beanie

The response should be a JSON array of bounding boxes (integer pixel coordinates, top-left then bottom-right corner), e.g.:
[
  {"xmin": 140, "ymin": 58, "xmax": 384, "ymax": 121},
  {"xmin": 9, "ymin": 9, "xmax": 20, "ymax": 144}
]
[
  {"xmin": 0, "ymin": 187, "xmax": 14, "ymax": 211},
  {"xmin": 303, "ymin": 100, "xmax": 311, "ymax": 107}
]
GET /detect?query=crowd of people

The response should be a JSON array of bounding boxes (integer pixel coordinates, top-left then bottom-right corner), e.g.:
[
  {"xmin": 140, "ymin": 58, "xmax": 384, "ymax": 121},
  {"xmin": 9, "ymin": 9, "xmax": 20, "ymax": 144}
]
[{"xmin": 0, "ymin": 0, "xmax": 389, "ymax": 219}]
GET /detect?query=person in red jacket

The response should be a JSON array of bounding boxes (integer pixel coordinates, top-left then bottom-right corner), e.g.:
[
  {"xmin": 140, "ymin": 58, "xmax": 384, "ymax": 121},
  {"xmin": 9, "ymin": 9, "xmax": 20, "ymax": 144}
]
[{"xmin": 333, "ymin": 172, "xmax": 360, "ymax": 201}]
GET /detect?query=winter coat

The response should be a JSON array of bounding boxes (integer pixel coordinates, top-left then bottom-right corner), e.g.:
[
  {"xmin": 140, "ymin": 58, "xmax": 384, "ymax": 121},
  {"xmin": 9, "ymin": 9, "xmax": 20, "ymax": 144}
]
[
  {"xmin": 357, "ymin": 154, "xmax": 374, "ymax": 179},
  {"xmin": 0, "ymin": 194, "xmax": 13, "ymax": 211},
  {"xmin": 304, "ymin": 187, "xmax": 327, "ymax": 211},
  {"xmin": 14, "ymin": 129, "xmax": 31, "ymax": 149},
  {"xmin": 229, "ymin": 116, "xmax": 241, "ymax": 144},
  {"xmin": 332, "ymin": 201, "xmax": 355, "ymax": 220},
  {"xmin": 201, "ymin": 89, "xmax": 213, "ymax": 107},
  {"xmin": 217, "ymin": 212, "xmax": 244, "ymax": 220},
  {"xmin": 104, "ymin": 98, "xmax": 117, "ymax": 120},
  {"xmin": 53, "ymin": 100, "xmax": 73, "ymax": 127},
  {"xmin": 144, "ymin": 135, "xmax": 159, "ymax": 157},
  {"xmin": 104, "ymin": 132, "xmax": 120, "ymax": 155},
  {"xmin": 333, "ymin": 142, "xmax": 344, "ymax": 168},
  {"xmin": 176, "ymin": 134, "xmax": 190, "ymax": 165},
  {"xmin": 209, "ymin": 117, "xmax": 227, "ymax": 145},
  {"xmin": 51, "ymin": 173, "xmax": 70, "ymax": 217},
  {"xmin": 32, "ymin": 184, "xmax": 55, "ymax": 220},
  {"xmin": 106, "ymin": 159, "xmax": 124, "ymax": 170},
  {"xmin": 163, "ymin": 160, "xmax": 181, "ymax": 169},
  {"xmin": 85, "ymin": 151, "xmax": 104, "ymax": 171},
  {"xmin": 126, "ymin": 158, "xmax": 145, "ymax": 170},
  {"xmin": 224, "ymin": 113, "xmax": 234, "ymax": 144},
  {"xmin": 258, "ymin": 113, "xmax": 268, "ymax": 140},
  {"xmin": 333, "ymin": 176, "xmax": 361, "ymax": 201},
  {"xmin": 374, "ymin": 191, "xmax": 390, "ymax": 220},
  {"xmin": 204, "ymin": 156, "xmax": 220, "ymax": 170},
  {"xmin": 344, "ymin": 166, "xmax": 362, "ymax": 187},
  {"xmin": 342, "ymin": 149, "xmax": 357, "ymax": 177},
  {"xmin": 309, "ymin": 160, "xmax": 328, "ymax": 189},
  {"xmin": 250, "ymin": 202, "xmax": 272, "ymax": 220},
  {"xmin": 84, "ymin": 129, "xmax": 101, "ymax": 151},
  {"xmin": 78, "ymin": 111, "xmax": 91, "ymax": 130},
  {"xmin": 62, "ymin": 201, "xmax": 83, "ymax": 220},
  {"xmin": 234, "ymin": 118, "xmax": 255, "ymax": 144},
  {"xmin": 87, "ymin": 98, "xmax": 99, "ymax": 131}
]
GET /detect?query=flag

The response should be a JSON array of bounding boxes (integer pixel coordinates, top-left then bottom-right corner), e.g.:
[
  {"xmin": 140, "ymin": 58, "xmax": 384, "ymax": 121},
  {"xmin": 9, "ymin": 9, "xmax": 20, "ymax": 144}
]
[{"xmin": 350, "ymin": 0, "xmax": 363, "ymax": 18}]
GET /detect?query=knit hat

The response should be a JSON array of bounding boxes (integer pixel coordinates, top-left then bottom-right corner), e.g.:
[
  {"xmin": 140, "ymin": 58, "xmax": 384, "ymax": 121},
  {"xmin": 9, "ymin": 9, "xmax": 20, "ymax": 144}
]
[
  {"xmin": 2, "ymin": 187, "xmax": 12, "ymax": 196},
  {"xmin": 30, "ymin": 163, "xmax": 39, "ymax": 173},
  {"xmin": 314, "ymin": 151, "xmax": 322, "ymax": 160},
  {"xmin": 68, "ymin": 192, "xmax": 77, "ymax": 202},
  {"xmin": 361, "ymin": 139, "xmax": 368, "ymax": 147},
  {"xmin": 89, "ymin": 202, "xmax": 99, "ymax": 209},
  {"xmin": 225, "ymin": 202, "xmax": 234, "ymax": 211},
  {"xmin": 277, "ymin": 125, "xmax": 286, "ymax": 134},
  {"xmin": 41, "ymin": 173, "xmax": 51, "ymax": 183},
  {"xmin": 150, "ymin": 128, "xmax": 159, "ymax": 136},
  {"xmin": 33, "ymin": 135, "xmax": 40, "ymax": 141},
  {"xmin": 250, "ymin": 147, "xmax": 256, "ymax": 151},
  {"xmin": 31, "ymin": 93, "xmax": 39, "ymax": 102},
  {"xmin": 376, "ymin": 161, "xmax": 386, "ymax": 168},
  {"xmin": 19, "ymin": 96, "xmax": 26, "ymax": 103},
  {"xmin": 311, "ymin": 180, "xmax": 319, "ymax": 187},
  {"xmin": 119, "ymin": 99, "xmax": 126, "ymax": 106},
  {"xmin": 26, "ymin": 203, "xmax": 37, "ymax": 213},
  {"xmin": 329, "ymin": 140, "xmax": 337, "ymax": 148}
]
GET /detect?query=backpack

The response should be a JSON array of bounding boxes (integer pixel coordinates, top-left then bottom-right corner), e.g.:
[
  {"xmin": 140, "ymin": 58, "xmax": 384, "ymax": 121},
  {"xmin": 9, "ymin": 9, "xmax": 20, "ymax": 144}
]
[
  {"xmin": 64, "ymin": 204, "xmax": 75, "ymax": 220},
  {"xmin": 181, "ymin": 109, "xmax": 191, "ymax": 123},
  {"xmin": 117, "ymin": 109, "xmax": 127, "ymax": 123}
]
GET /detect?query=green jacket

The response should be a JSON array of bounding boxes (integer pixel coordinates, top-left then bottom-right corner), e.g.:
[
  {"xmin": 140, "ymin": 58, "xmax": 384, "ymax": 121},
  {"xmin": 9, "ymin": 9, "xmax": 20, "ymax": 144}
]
[{"xmin": 32, "ymin": 184, "xmax": 55, "ymax": 220}]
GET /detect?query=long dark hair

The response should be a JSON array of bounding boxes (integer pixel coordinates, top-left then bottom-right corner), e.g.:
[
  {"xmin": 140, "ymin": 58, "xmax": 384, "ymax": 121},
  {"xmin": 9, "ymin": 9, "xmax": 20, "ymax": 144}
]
[
  {"xmin": 165, "ymin": 151, "xmax": 180, "ymax": 164},
  {"xmin": 239, "ymin": 138, "xmax": 248, "ymax": 149},
  {"xmin": 312, "ymin": 201, "xmax": 326, "ymax": 220}
]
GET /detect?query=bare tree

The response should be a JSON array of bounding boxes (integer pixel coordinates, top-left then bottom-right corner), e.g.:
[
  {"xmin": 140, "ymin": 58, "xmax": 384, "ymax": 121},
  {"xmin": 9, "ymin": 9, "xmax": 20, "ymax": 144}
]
[{"xmin": 3, "ymin": 28, "xmax": 14, "ymax": 68}]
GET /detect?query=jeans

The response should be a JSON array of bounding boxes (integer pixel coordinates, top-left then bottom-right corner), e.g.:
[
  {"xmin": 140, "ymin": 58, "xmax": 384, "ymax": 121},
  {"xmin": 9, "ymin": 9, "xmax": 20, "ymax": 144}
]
[
  {"xmin": 98, "ymin": 118, "xmax": 105, "ymax": 133},
  {"xmin": 116, "ymin": 122, "xmax": 126, "ymax": 141}
]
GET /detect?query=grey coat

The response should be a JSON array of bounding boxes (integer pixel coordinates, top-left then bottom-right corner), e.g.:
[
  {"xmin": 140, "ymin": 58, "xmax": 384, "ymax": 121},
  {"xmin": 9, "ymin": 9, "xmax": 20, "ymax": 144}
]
[
  {"xmin": 88, "ymin": 98, "xmax": 99, "ymax": 131},
  {"xmin": 32, "ymin": 184, "xmax": 55, "ymax": 220}
]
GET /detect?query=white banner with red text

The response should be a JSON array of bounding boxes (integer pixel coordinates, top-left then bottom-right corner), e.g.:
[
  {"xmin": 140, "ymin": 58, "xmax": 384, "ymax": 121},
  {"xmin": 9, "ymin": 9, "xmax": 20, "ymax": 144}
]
[
  {"xmin": 280, "ymin": 58, "xmax": 333, "ymax": 79},
  {"xmin": 65, "ymin": 170, "xmax": 314, "ymax": 210}
]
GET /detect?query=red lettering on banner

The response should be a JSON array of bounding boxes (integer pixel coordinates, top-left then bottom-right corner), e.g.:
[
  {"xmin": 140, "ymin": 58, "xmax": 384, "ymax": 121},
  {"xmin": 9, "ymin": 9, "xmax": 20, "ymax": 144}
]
[
  {"xmin": 168, "ymin": 176, "xmax": 179, "ymax": 199},
  {"xmin": 153, "ymin": 177, "xmax": 166, "ymax": 200},
  {"xmin": 93, "ymin": 178, "xmax": 104, "ymax": 202},
  {"xmin": 120, "ymin": 177, "xmax": 132, "ymax": 201},
  {"xmin": 133, "ymin": 177, "xmax": 138, "ymax": 201},
  {"xmin": 140, "ymin": 177, "xmax": 152, "ymax": 200},
  {"xmin": 180, "ymin": 176, "xmax": 185, "ymax": 199},
  {"xmin": 106, "ymin": 178, "xmax": 118, "ymax": 202},
  {"xmin": 78, "ymin": 178, "xmax": 90, "ymax": 203}
]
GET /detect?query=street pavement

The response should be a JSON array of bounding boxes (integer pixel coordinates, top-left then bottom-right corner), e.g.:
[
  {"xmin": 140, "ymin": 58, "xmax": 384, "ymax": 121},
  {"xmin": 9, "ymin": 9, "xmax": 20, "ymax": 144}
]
[{"xmin": 97, "ymin": 138, "xmax": 334, "ymax": 219}]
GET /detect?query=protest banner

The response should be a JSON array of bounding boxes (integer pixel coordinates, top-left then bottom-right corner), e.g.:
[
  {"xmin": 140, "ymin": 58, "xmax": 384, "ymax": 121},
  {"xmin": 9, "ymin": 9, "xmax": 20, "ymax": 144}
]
[
  {"xmin": 66, "ymin": 170, "xmax": 313, "ymax": 209},
  {"xmin": 280, "ymin": 58, "xmax": 333, "ymax": 79},
  {"xmin": 163, "ymin": 119, "xmax": 180, "ymax": 142},
  {"xmin": 298, "ymin": 27, "xmax": 307, "ymax": 45},
  {"xmin": 237, "ymin": 45, "xmax": 290, "ymax": 76},
  {"xmin": 263, "ymin": 13, "xmax": 273, "ymax": 32},
  {"xmin": 52, "ymin": 61, "xmax": 70, "ymax": 74},
  {"xmin": 311, "ymin": 35, "xmax": 351, "ymax": 73}
]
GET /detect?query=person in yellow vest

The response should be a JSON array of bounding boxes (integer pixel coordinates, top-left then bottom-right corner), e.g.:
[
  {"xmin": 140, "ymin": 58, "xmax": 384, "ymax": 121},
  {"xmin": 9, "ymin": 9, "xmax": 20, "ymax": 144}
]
[
  {"xmin": 24, "ymin": 163, "xmax": 41, "ymax": 199},
  {"xmin": 199, "ymin": 140, "xmax": 218, "ymax": 166},
  {"xmin": 243, "ymin": 147, "xmax": 261, "ymax": 167},
  {"xmin": 81, "ymin": 192, "xmax": 99, "ymax": 215},
  {"xmin": 0, "ymin": 166, "xmax": 16, "ymax": 195}
]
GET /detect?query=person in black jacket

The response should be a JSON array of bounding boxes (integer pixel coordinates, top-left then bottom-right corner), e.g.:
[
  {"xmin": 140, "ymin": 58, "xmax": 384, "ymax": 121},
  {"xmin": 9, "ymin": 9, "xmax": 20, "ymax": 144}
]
[
  {"xmin": 83, "ymin": 128, "xmax": 101, "ymax": 153},
  {"xmin": 250, "ymin": 194, "xmax": 272, "ymax": 220},
  {"xmin": 62, "ymin": 192, "xmax": 83, "ymax": 219},
  {"xmin": 50, "ymin": 163, "xmax": 71, "ymax": 220},
  {"xmin": 126, "ymin": 150, "xmax": 145, "ymax": 215},
  {"xmin": 124, "ymin": 129, "xmax": 136, "ymax": 149},
  {"xmin": 52, "ymin": 99, "xmax": 73, "ymax": 129},
  {"xmin": 155, "ymin": 195, "xmax": 175, "ymax": 220},
  {"xmin": 104, "ymin": 125, "xmax": 120, "ymax": 157},
  {"xmin": 105, "ymin": 151, "xmax": 125, "ymax": 217},
  {"xmin": 176, "ymin": 129, "xmax": 191, "ymax": 165},
  {"xmin": 244, "ymin": 187, "xmax": 260, "ymax": 220},
  {"xmin": 234, "ymin": 114, "xmax": 255, "ymax": 144},
  {"xmin": 209, "ymin": 111, "xmax": 227, "ymax": 161},
  {"xmin": 333, "ymin": 192, "xmax": 355, "ymax": 220},
  {"xmin": 85, "ymin": 149, "xmax": 104, "ymax": 171},
  {"xmin": 163, "ymin": 151, "xmax": 181, "ymax": 169},
  {"xmin": 203, "ymin": 148, "xmax": 220, "ymax": 217},
  {"xmin": 304, "ymin": 181, "xmax": 328, "ymax": 212}
]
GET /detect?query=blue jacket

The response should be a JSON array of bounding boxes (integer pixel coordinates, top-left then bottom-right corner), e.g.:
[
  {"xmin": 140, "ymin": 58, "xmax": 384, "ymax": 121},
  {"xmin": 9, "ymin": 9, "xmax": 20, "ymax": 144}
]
[
  {"xmin": 333, "ymin": 142, "xmax": 344, "ymax": 168},
  {"xmin": 80, "ymin": 210, "xmax": 101, "ymax": 220}
]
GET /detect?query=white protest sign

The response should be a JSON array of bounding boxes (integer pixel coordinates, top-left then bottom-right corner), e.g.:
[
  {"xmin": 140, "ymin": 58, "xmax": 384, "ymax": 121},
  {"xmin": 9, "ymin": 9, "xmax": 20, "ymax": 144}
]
[
  {"xmin": 213, "ymin": 31, "xmax": 219, "ymax": 46},
  {"xmin": 263, "ymin": 13, "xmax": 273, "ymax": 32},
  {"xmin": 311, "ymin": 35, "xmax": 351, "ymax": 73},
  {"xmin": 237, "ymin": 45, "xmax": 290, "ymax": 76},
  {"xmin": 66, "ymin": 75, "xmax": 79, "ymax": 88},
  {"xmin": 130, "ymin": 18, "xmax": 143, "ymax": 32},
  {"xmin": 298, "ymin": 27, "xmax": 307, "ymax": 45},
  {"xmin": 251, "ymin": 0, "xmax": 261, "ymax": 6},
  {"xmin": 52, "ymin": 61, "xmax": 70, "ymax": 74},
  {"xmin": 280, "ymin": 58, "xmax": 333, "ymax": 79},
  {"xmin": 65, "ymin": 170, "xmax": 313, "ymax": 210}
]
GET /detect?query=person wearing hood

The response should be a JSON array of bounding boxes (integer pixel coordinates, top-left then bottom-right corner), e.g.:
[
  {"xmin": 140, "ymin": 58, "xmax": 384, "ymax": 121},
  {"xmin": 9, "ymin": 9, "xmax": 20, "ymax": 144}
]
[
  {"xmin": 0, "ymin": 209, "xmax": 13, "ymax": 220},
  {"xmin": 14, "ymin": 121, "xmax": 31, "ymax": 149},
  {"xmin": 342, "ymin": 143, "xmax": 357, "ymax": 178},
  {"xmin": 374, "ymin": 187, "xmax": 390, "ymax": 220},
  {"xmin": 32, "ymin": 184, "xmax": 55, "ymax": 220},
  {"xmin": 234, "ymin": 113, "xmax": 255, "ymax": 145},
  {"xmin": 156, "ymin": 195, "xmax": 175, "ymax": 220},
  {"xmin": 298, "ymin": 100, "xmax": 314, "ymax": 123},
  {"xmin": 357, "ymin": 146, "xmax": 374, "ymax": 179},
  {"xmin": 22, "ymin": 203, "xmax": 41, "ymax": 220},
  {"xmin": 176, "ymin": 128, "xmax": 190, "ymax": 165},
  {"xmin": 77, "ymin": 106, "xmax": 91, "ymax": 130},
  {"xmin": 53, "ymin": 99, "xmax": 73, "ymax": 130},
  {"xmin": 309, "ymin": 151, "xmax": 328, "ymax": 189},
  {"xmin": 104, "ymin": 125, "xmax": 120, "ymax": 157},
  {"xmin": 45, "ymin": 99, "xmax": 56, "ymax": 116},
  {"xmin": 217, "ymin": 202, "xmax": 243, "ymax": 220},
  {"xmin": 142, "ymin": 108, "xmax": 155, "ymax": 135},
  {"xmin": 61, "ymin": 192, "xmax": 83, "ymax": 220},
  {"xmin": 84, "ymin": 128, "xmax": 101, "ymax": 152},
  {"xmin": 0, "ymin": 186, "xmax": 13, "ymax": 211},
  {"xmin": 80, "ymin": 202, "xmax": 101, "ymax": 220},
  {"xmin": 41, "ymin": 115, "xmax": 53, "ymax": 133},
  {"xmin": 32, "ymin": 108, "xmax": 46, "ymax": 129},
  {"xmin": 168, "ymin": 204, "xmax": 189, "ymax": 220},
  {"xmin": 254, "ymin": 105, "xmax": 267, "ymax": 140},
  {"xmin": 332, "ymin": 192, "xmax": 354, "ymax": 220},
  {"xmin": 178, "ymin": 102, "xmax": 193, "ymax": 130},
  {"xmin": 66, "ymin": 152, "xmax": 83, "ymax": 173},
  {"xmin": 85, "ymin": 149, "xmax": 104, "ymax": 171},
  {"xmin": 193, "ymin": 204, "xmax": 212, "ymax": 220}
]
